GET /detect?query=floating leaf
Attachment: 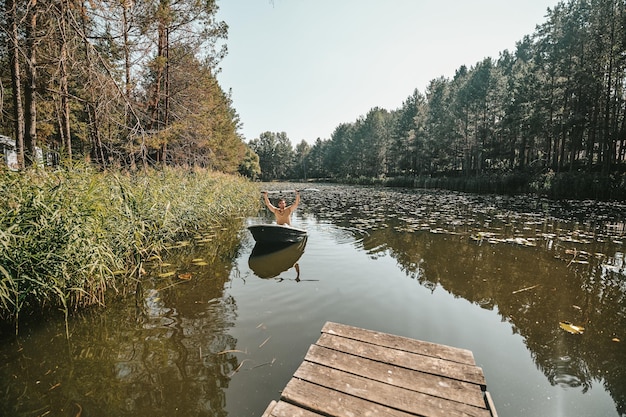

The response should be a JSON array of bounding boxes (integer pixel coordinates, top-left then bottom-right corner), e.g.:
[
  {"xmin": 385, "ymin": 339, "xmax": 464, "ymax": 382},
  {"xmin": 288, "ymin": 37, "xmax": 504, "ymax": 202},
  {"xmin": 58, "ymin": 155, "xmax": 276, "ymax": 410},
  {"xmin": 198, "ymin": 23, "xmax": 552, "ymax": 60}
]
[
  {"xmin": 559, "ymin": 321, "xmax": 585, "ymax": 335},
  {"xmin": 178, "ymin": 273, "xmax": 192, "ymax": 281},
  {"xmin": 165, "ymin": 241, "xmax": 190, "ymax": 249},
  {"xmin": 158, "ymin": 271, "xmax": 176, "ymax": 278}
]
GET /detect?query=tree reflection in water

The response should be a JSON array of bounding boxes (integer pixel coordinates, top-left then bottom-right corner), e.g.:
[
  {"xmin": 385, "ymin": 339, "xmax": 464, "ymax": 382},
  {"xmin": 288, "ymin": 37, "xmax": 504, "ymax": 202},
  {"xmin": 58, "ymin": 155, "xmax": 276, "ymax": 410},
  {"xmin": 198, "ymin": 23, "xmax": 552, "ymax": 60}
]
[
  {"xmin": 1, "ymin": 183, "xmax": 625, "ymax": 416},
  {"xmin": 0, "ymin": 227, "xmax": 245, "ymax": 417},
  {"xmin": 286, "ymin": 183, "xmax": 626, "ymax": 416}
]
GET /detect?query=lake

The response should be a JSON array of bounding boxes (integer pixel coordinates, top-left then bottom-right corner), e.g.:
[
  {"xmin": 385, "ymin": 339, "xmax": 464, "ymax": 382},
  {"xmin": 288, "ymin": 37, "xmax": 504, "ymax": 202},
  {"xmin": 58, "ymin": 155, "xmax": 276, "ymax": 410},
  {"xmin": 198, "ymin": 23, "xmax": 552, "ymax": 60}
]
[{"xmin": 1, "ymin": 183, "xmax": 625, "ymax": 417}]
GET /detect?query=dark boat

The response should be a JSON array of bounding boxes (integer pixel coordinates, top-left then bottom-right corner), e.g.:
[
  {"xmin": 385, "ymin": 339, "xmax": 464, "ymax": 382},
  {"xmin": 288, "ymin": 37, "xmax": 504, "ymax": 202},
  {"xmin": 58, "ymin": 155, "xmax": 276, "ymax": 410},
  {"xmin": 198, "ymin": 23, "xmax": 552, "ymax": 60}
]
[{"xmin": 248, "ymin": 224, "xmax": 307, "ymax": 243}]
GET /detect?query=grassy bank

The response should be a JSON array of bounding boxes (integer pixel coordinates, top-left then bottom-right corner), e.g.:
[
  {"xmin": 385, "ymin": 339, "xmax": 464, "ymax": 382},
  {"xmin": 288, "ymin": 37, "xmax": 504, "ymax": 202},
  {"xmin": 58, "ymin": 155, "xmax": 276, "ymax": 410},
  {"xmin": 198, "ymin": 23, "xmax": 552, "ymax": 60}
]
[{"xmin": 0, "ymin": 167, "xmax": 259, "ymax": 326}]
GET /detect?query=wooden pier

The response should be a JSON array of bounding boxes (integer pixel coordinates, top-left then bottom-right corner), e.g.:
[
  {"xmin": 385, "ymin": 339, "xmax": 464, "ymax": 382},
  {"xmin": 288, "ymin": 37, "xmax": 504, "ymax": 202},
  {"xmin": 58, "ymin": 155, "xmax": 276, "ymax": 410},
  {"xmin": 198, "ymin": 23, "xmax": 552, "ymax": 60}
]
[{"xmin": 262, "ymin": 321, "xmax": 498, "ymax": 417}]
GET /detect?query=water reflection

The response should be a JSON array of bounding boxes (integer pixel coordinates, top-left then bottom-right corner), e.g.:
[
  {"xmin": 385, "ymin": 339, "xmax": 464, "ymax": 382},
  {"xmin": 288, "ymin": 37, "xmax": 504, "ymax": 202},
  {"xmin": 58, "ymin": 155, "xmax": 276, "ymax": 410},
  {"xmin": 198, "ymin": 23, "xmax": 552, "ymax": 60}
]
[
  {"xmin": 248, "ymin": 238, "xmax": 307, "ymax": 280},
  {"xmin": 2, "ymin": 184, "xmax": 626, "ymax": 417},
  {"xmin": 0, "ymin": 226, "xmax": 245, "ymax": 417},
  {"xmin": 285, "ymin": 183, "xmax": 626, "ymax": 416}
]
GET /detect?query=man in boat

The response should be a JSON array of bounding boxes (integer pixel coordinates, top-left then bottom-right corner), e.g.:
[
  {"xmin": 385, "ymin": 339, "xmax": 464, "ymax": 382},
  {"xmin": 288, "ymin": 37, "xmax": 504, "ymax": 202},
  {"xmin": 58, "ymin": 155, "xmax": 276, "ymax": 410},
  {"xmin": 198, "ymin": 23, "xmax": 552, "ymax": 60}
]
[{"xmin": 263, "ymin": 190, "xmax": 300, "ymax": 226}]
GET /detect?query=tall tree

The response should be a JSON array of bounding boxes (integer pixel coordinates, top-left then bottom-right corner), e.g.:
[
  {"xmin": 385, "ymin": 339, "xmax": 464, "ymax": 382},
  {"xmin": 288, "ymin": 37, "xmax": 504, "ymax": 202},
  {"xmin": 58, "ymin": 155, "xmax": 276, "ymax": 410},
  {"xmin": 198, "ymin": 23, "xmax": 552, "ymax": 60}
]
[
  {"xmin": 293, "ymin": 140, "xmax": 311, "ymax": 180},
  {"xmin": 425, "ymin": 77, "xmax": 455, "ymax": 172},
  {"xmin": 78, "ymin": 0, "xmax": 105, "ymax": 166},
  {"xmin": 23, "ymin": 0, "xmax": 38, "ymax": 166},
  {"xmin": 6, "ymin": 0, "xmax": 24, "ymax": 168},
  {"xmin": 306, "ymin": 138, "xmax": 329, "ymax": 179},
  {"xmin": 249, "ymin": 132, "xmax": 294, "ymax": 180},
  {"xmin": 326, "ymin": 123, "xmax": 354, "ymax": 178},
  {"xmin": 358, "ymin": 107, "xmax": 392, "ymax": 177},
  {"xmin": 391, "ymin": 89, "xmax": 426, "ymax": 175},
  {"xmin": 139, "ymin": 0, "xmax": 228, "ymax": 164},
  {"xmin": 238, "ymin": 146, "xmax": 261, "ymax": 179},
  {"xmin": 56, "ymin": 0, "xmax": 72, "ymax": 160},
  {"xmin": 155, "ymin": 50, "xmax": 245, "ymax": 172}
]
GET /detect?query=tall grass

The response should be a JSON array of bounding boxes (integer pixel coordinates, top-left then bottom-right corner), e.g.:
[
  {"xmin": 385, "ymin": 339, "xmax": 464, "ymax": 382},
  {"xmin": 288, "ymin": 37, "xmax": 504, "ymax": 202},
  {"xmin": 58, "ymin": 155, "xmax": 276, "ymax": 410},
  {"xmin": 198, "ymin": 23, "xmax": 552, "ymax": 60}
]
[{"xmin": 0, "ymin": 166, "xmax": 259, "ymax": 327}]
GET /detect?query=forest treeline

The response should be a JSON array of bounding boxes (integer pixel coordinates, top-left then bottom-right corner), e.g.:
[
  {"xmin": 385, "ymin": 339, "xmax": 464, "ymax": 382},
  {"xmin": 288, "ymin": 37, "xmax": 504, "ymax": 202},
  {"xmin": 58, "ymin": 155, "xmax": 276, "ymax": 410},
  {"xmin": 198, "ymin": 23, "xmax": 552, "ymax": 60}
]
[
  {"xmin": 2, "ymin": 0, "xmax": 626, "ymax": 200},
  {"xmin": 0, "ymin": 0, "xmax": 261, "ymax": 174},
  {"xmin": 250, "ymin": 0, "xmax": 626, "ymax": 200}
]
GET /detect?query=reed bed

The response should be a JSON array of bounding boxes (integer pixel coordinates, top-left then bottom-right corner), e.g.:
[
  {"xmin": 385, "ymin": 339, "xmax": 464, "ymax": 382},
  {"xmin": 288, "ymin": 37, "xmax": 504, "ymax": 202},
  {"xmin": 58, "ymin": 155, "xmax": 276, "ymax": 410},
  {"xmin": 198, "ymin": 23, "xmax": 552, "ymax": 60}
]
[{"xmin": 0, "ymin": 166, "xmax": 259, "ymax": 326}]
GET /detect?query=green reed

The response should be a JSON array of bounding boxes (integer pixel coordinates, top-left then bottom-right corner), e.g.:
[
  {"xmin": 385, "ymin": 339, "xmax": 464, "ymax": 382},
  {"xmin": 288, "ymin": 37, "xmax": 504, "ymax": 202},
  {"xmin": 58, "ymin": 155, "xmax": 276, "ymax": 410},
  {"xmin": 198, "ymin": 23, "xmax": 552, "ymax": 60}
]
[{"xmin": 0, "ymin": 166, "xmax": 260, "ymax": 326}]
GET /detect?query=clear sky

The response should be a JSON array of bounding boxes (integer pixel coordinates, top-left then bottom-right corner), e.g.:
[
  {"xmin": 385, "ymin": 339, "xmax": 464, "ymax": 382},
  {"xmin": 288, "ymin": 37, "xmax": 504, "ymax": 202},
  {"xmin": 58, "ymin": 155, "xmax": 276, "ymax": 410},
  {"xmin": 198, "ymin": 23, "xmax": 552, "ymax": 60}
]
[{"xmin": 216, "ymin": 0, "xmax": 559, "ymax": 145}]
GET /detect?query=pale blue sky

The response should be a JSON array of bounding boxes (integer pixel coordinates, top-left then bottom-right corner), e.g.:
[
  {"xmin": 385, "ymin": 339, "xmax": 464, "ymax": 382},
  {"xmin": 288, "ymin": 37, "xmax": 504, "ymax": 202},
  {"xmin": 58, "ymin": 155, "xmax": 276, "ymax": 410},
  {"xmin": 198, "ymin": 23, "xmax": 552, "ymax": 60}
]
[{"xmin": 216, "ymin": 1, "xmax": 558, "ymax": 144}]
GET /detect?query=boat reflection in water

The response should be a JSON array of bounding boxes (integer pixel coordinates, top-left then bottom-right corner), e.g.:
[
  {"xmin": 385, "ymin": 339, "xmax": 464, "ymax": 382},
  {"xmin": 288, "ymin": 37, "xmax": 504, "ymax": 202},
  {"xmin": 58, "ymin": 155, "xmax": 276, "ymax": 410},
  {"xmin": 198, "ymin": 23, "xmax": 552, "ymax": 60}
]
[{"xmin": 248, "ymin": 238, "xmax": 307, "ymax": 280}]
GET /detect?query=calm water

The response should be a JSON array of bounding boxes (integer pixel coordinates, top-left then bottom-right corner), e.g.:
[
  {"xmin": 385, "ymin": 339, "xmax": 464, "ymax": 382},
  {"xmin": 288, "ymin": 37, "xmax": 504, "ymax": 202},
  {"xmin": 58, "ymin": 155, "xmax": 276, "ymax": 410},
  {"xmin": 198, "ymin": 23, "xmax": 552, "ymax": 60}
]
[{"xmin": 1, "ymin": 183, "xmax": 625, "ymax": 417}]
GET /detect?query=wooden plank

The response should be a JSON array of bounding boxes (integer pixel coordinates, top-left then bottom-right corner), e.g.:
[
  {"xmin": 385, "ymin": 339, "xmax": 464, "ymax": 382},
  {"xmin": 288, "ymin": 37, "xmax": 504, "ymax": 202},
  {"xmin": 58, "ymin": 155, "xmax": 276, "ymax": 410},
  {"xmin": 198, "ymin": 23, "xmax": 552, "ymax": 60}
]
[
  {"xmin": 322, "ymin": 321, "xmax": 476, "ymax": 365},
  {"xmin": 293, "ymin": 360, "xmax": 492, "ymax": 417},
  {"xmin": 485, "ymin": 392, "xmax": 499, "ymax": 417},
  {"xmin": 263, "ymin": 400, "xmax": 326, "ymax": 417},
  {"xmin": 281, "ymin": 377, "xmax": 417, "ymax": 417},
  {"xmin": 316, "ymin": 331, "xmax": 486, "ymax": 386},
  {"xmin": 261, "ymin": 400, "xmax": 277, "ymax": 417},
  {"xmin": 261, "ymin": 322, "xmax": 498, "ymax": 417},
  {"xmin": 304, "ymin": 344, "xmax": 486, "ymax": 408}
]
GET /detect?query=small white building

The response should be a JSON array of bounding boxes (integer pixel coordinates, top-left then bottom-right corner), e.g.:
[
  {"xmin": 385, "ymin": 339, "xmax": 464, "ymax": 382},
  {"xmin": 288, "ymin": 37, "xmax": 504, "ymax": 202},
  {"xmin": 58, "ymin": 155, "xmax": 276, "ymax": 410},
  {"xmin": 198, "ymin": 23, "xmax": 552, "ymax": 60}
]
[{"xmin": 0, "ymin": 135, "xmax": 44, "ymax": 170}]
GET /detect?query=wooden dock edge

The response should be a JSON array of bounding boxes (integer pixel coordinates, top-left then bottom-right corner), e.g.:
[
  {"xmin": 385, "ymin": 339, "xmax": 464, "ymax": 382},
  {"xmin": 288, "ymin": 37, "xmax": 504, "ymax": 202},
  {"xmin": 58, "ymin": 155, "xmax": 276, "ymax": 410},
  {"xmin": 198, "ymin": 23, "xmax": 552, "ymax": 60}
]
[
  {"xmin": 485, "ymin": 391, "xmax": 499, "ymax": 417},
  {"xmin": 260, "ymin": 322, "xmax": 499, "ymax": 417},
  {"xmin": 260, "ymin": 400, "xmax": 277, "ymax": 417}
]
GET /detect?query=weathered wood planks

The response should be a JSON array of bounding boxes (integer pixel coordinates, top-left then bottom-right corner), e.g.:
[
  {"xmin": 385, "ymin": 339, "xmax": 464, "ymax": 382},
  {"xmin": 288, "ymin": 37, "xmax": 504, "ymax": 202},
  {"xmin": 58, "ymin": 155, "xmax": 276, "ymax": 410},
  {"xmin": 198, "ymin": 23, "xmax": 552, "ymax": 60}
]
[{"xmin": 261, "ymin": 321, "xmax": 498, "ymax": 417}]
